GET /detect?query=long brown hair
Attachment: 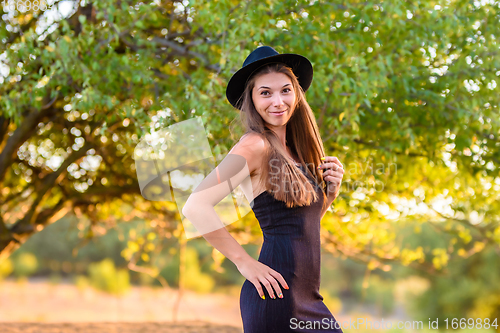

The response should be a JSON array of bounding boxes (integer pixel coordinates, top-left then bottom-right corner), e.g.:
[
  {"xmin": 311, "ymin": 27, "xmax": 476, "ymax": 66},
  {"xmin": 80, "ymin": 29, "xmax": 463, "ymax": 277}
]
[{"xmin": 237, "ymin": 63, "xmax": 329, "ymax": 212}]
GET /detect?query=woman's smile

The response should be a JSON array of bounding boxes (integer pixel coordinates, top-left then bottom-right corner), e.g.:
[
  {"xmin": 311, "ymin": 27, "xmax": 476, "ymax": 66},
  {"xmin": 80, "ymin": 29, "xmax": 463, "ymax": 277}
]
[{"xmin": 270, "ymin": 109, "xmax": 288, "ymax": 116}]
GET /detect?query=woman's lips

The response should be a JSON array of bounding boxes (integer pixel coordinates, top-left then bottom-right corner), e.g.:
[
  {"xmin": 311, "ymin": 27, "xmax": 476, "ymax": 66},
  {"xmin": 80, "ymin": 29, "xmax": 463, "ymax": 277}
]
[{"xmin": 270, "ymin": 109, "xmax": 287, "ymax": 116}]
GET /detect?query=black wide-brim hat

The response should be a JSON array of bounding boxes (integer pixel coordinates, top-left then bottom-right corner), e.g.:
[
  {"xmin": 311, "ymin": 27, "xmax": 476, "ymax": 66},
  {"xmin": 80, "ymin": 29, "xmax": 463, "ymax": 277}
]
[{"xmin": 226, "ymin": 46, "xmax": 313, "ymax": 110}]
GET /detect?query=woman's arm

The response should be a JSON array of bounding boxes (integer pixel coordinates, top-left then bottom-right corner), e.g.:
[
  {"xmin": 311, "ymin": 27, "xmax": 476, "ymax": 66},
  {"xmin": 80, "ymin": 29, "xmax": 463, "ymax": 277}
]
[
  {"xmin": 319, "ymin": 156, "xmax": 344, "ymax": 220},
  {"xmin": 181, "ymin": 133, "xmax": 265, "ymax": 265},
  {"xmin": 183, "ymin": 203, "xmax": 253, "ymax": 266},
  {"xmin": 182, "ymin": 134, "xmax": 289, "ymax": 300}
]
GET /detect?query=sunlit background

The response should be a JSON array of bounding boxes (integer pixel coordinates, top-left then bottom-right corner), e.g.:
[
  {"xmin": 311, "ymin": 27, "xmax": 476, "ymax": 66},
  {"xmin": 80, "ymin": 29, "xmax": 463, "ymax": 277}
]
[{"xmin": 1, "ymin": 0, "xmax": 499, "ymax": 332}]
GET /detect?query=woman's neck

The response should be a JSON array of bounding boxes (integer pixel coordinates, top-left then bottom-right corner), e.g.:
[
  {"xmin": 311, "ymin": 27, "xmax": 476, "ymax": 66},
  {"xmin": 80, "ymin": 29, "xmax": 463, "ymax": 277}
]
[{"xmin": 268, "ymin": 125, "xmax": 287, "ymax": 147}]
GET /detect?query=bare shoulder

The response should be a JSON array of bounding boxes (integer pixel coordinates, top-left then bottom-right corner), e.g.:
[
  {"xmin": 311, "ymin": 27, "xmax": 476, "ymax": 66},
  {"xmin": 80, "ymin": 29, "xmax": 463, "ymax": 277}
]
[
  {"xmin": 228, "ymin": 132, "xmax": 267, "ymax": 175},
  {"xmin": 238, "ymin": 132, "xmax": 266, "ymax": 150}
]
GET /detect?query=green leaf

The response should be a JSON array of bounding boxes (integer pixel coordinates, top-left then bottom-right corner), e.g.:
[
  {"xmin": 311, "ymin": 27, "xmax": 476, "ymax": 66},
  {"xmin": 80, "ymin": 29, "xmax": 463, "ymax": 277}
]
[{"xmin": 363, "ymin": 98, "xmax": 371, "ymax": 108}]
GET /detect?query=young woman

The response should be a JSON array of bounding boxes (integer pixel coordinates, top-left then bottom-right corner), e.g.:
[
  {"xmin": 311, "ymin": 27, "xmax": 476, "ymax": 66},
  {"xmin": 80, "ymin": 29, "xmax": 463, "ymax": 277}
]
[{"xmin": 182, "ymin": 46, "xmax": 345, "ymax": 332}]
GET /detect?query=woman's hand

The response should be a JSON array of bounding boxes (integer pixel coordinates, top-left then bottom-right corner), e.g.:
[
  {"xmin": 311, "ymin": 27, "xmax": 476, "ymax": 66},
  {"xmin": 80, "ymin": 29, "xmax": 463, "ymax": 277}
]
[
  {"xmin": 235, "ymin": 257, "xmax": 289, "ymax": 300},
  {"xmin": 318, "ymin": 156, "xmax": 344, "ymax": 201}
]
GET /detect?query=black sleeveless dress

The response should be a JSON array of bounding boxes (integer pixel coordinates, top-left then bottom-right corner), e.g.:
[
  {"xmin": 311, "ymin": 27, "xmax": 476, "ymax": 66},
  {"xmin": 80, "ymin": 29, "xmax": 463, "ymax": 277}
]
[{"xmin": 240, "ymin": 164, "xmax": 344, "ymax": 332}]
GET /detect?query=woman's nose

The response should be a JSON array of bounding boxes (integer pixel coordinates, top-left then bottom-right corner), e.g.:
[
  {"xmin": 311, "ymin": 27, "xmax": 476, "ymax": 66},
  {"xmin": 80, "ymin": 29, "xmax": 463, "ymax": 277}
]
[{"xmin": 273, "ymin": 94, "xmax": 284, "ymax": 107}]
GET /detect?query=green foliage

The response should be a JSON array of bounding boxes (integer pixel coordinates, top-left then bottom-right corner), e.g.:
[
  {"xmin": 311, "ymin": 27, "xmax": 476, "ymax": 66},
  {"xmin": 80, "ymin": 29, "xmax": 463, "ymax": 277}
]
[
  {"xmin": 183, "ymin": 246, "xmax": 215, "ymax": 294},
  {"xmin": 88, "ymin": 258, "xmax": 130, "ymax": 295},
  {"xmin": 73, "ymin": 274, "xmax": 91, "ymax": 290},
  {"xmin": 1, "ymin": 0, "xmax": 500, "ymax": 324},
  {"xmin": 158, "ymin": 247, "xmax": 180, "ymax": 287},
  {"xmin": 362, "ymin": 275, "xmax": 396, "ymax": 316},
  {"xmin": 394, "ymin": 275, "xmax": 431, "ymax": 309},
  {"xmin": 137, "ymin": 272, "xmax": 155, "ymax": 286},
  {"xmin": 320, "ymin": 287, "xmax": 343, "ymax": 315},
  {"xmin": 48, "ymin": 273, "xmax": 63, "ymax": 285},
  {"xmin": 1, "ymin": 0, "xmax": 498, "ymax": 276},
  {"xmin": 411, "ymin": 247, "xmax": 500, "ymax": 326},
  {"xmin": 0, "ymin": 257, "xmax": 13, "ymax": 279},
  {"xmin": 13, "ymin": 216, "xmax": 130, "ymax": 275},
  {"xmin": 13, "ymin": 252, "xmax": 38, "ymax": 278}
]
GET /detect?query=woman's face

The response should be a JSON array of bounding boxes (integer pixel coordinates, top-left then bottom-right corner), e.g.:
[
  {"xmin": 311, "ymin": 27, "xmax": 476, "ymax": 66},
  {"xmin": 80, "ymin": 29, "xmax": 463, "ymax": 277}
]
[{"xmin": 251, "ymin": 71, "xmax": 296, "ymax": 128}]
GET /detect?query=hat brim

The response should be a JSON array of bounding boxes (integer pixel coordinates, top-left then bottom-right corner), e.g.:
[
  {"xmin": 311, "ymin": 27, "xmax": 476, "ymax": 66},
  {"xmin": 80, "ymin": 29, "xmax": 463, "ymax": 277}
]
[{"xmin": 226, "ymin": 53, "xmax": 313, "ymax": 110}]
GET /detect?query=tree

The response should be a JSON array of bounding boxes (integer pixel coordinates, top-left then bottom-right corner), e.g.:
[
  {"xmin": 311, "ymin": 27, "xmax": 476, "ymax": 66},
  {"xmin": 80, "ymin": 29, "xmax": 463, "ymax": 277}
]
[{"xmin": 1, "ymin": 0, "xmax": 499, "ymax": 283}]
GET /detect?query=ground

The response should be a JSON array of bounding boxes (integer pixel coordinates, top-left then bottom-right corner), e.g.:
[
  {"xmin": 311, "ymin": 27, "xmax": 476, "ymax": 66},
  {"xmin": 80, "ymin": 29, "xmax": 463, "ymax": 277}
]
[
  {"xmin": 0, "ymin": 278, "xmax": 243, "ymax": 333},
  {"xmin": 0, "ymin": 321, "xmax": 242, "ymax": 333}
]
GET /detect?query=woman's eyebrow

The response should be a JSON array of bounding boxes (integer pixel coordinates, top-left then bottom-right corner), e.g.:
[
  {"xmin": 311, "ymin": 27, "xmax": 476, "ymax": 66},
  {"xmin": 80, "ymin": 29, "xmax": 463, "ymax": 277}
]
[{"xmin": 257, "ymin": 83, "xmax": 291, "ymax": 90}]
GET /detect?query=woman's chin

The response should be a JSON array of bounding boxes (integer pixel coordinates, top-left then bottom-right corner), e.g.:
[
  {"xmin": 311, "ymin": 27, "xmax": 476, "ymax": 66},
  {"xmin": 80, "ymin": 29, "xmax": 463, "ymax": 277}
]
[{"xmin": 267, "ymin": 118, "xmax": 288, "ymax": 126}]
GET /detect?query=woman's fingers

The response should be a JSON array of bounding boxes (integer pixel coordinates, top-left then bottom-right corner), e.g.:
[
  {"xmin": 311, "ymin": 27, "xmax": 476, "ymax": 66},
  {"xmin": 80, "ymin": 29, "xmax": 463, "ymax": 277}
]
[
  {"xmin": 251, "ymin": 269, "xmax": 288, "ymax": 300},
  {"xmin": 321, "ymin": 162, "xmax": 344, "ymax": 172},
  {"xmin": 250, "ymin": 279, "xmax": 266, "ymax": 299},
  {"xmin": 323, "ymin": 169, "xmax": 343, "ymax": 194},
  {"xmin": 323, "ymin": 168, "xmax": 344, "ymax": 180},
  {"xmin": 269, "ymin": 269, "xmax": 289, "ymax": 290},
  {"xmin": 260, "ymin": 270, "xmax": 283, "ymax": 299},
  {"xmin": 321, "ymin": 156, "xmax": 343, "ymax": 171},
  {"xmin": 250, "ymin": 276, "xmax": 275, "ymax": 300},
  {"xmin": 239, "ymin": 258, "xmax": 289, "ymax": 300},
  {"xmin": 268, "ymin": 270, "xmax": 288, "ymax": 298},
  {"xmin": 260, "ymin": 277, "xmax": 277, "ymax": 299}
]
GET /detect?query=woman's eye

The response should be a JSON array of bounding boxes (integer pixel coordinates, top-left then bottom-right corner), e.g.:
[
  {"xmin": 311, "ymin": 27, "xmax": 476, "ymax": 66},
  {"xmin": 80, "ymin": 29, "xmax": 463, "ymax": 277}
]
[{"xmin": 260, "ymin": 89, "xmax": 291, "ymax": 95}]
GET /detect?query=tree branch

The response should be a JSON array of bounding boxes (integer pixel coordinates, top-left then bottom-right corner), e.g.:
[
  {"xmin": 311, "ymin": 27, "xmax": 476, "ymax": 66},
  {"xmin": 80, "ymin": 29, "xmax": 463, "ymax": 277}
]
[
  {"xmin": 0, "ymin": 92, "xmax": 60, "ymax": 185},
  {"xmin": 9, "ymin": 141, "xmax": 95, "ymax": 235}
]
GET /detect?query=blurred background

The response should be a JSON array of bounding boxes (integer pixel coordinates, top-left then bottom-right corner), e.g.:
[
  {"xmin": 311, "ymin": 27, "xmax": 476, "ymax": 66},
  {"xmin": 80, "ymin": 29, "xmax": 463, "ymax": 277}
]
[{"xmin": 1, "ymin": 0, "xmax": 499, "ymax": 332}]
